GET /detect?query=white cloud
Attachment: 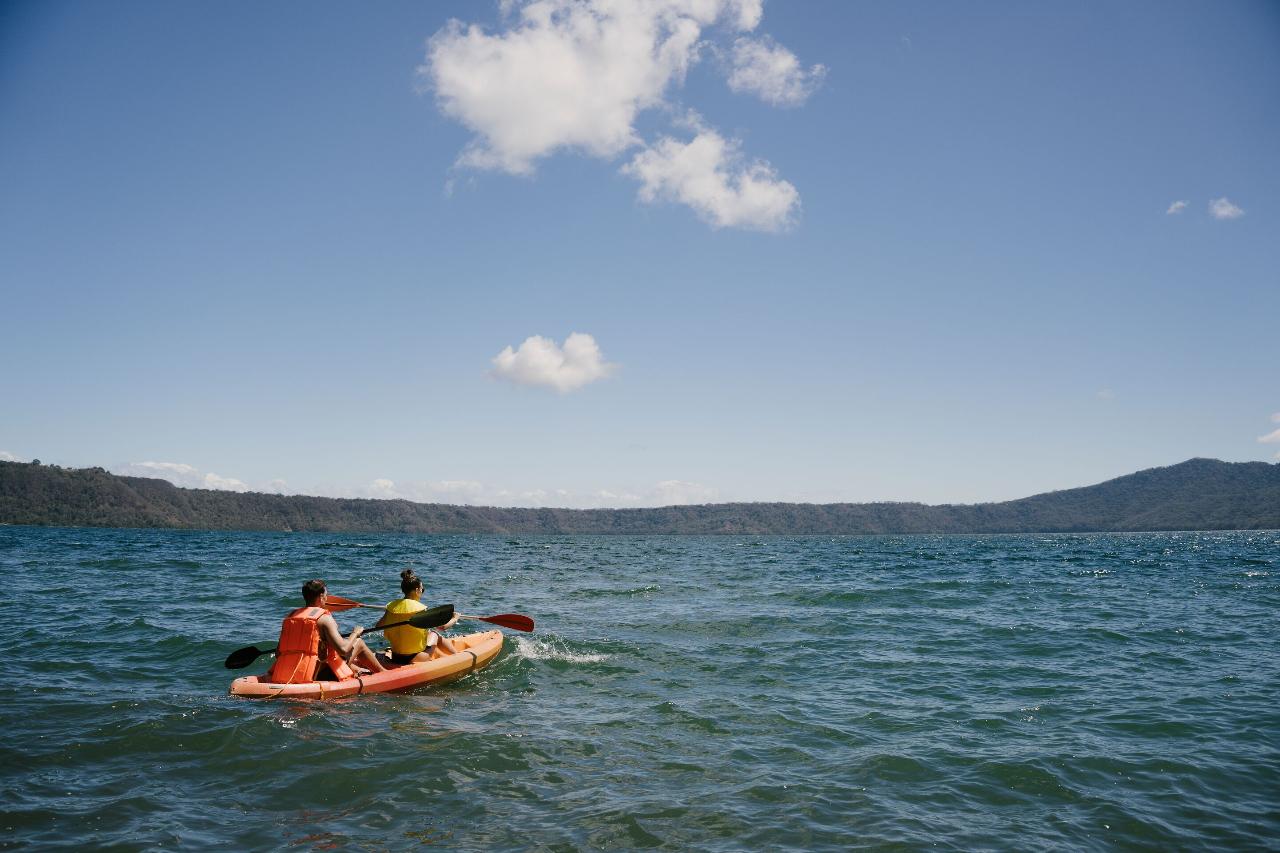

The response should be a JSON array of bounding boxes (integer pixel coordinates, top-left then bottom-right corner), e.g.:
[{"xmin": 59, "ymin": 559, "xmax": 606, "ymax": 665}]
[
  {"xmin": 370, "ymin": 478, "xmax": 399, "ymax": 498},
  {"xmin": 202, "ymin": 472, "xmax": 250, "ymax": 491},
  {"xmin": 355, "ymin": 476, "xmax": 717, "ymax": 508},
  {"xmin": 623, "ymin": 121, "xmax": 799, "ymax": 231},
  {"xmin": 1259, "ymin": 413, "xmax": 1280, "ymax": 457},
  {"xmin": 1096, "ymin": 388, "xmax": 1116, "ymax": 400},
  {"xmin": 728, "ymin": 36, "xmax": 826, "ymax": 106},
  {"xmin": 0, "ymin": 451, "xmax": 21, "ymax": 462},
  {"xmin": 1209, "ymin": 197, "xmax": 1244, "ymax": 220},
  {"xmin": 421, "ymin": 0, "xmax": 815, "ymax": 230},
  {"xmin": 491, "ymin": 332, "xmax": 617, "ymax": 393},
  {"xmin": 116, "ymin": 461, "xmax": 250, "ymax": 492},
  {"xmin": 652, "ymin": 479, "xmax": 718, "ymax": 505},
  {"xmin": 1165, "ymin": 200, "xmax": 1187, "ymax": 215},
  {"xmin": 423, "ymin": 0, "xmax": 760, "ymax": 175}
]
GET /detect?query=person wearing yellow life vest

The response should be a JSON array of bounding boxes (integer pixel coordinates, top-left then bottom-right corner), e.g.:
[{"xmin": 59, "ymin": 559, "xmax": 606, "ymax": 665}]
[
  {"xmin": 266, "ymin": 579, "xmax": 387, "ymax": 684},
  {"xmin": 377, "ymin": 568, "xmax": 460, "ymax": 664}
]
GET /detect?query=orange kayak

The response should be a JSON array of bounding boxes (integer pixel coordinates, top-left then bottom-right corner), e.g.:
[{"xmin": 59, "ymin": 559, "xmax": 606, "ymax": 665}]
[{"xmin": 228, "ymin": 630, "xmax": 504, "ymax": 699}]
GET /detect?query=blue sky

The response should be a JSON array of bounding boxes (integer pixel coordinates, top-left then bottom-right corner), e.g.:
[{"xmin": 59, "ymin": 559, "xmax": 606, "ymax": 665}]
[{"xmin": 2, "ymin": 0, "xmax": 1276, "ymax": 507}]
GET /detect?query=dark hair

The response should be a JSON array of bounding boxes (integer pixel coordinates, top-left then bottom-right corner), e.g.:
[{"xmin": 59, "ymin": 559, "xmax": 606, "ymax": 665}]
[
  {"xmin": 302, "ymin": 579, "xmax": 326, "ymax": 604},
  {"xmin": 400, "ymin": 568, "xmax": 423, "ymax": 595}
]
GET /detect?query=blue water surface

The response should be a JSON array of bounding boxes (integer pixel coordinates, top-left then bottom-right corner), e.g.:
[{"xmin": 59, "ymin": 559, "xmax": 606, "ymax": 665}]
[{"xmin": 0, "ymin": 527, "xmax": 1277, "ymax": 850}]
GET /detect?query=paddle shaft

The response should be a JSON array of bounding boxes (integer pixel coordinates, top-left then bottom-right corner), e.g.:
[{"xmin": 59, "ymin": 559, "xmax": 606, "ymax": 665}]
[
  {"xmin": 224, "ymin": 604, "xmax": 454, "ymax": 669},
  {"xmin": 326, "ymin": 596, "xmax": 533, "ymax": 632}
]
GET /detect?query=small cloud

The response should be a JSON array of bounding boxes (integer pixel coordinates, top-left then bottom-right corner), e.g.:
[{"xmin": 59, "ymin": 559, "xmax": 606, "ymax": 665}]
[
  {"xmin": 431, "ymin": 480, "xmax": 487, "ymax": 502},
  {"xmin": 264, "ymin": 479, "xmax": 290, "ymax": 494},
  {"xmin": 0, "ymin": 451, "xmax": 21, "ymax": 462},
  {"xmin": 1209, "ymin": 197, "xmax": 1244, "ymax": 220},
  {"xmin": 345, "ymin": 475, "xmax": 718, "ymax": 508},
  {"xmin": 1097, "ymin": 388, "xmax": 1116, "ymax": 400},
  {"xmin": 370, "ymin": 478, "xmax": 399, "ymax": 498},
  {"xmin": 623, "ymin": 120, "xmax": 799, "ymax": 231},
  {"xmin": 202, "ymin": 472, "xmax": 249, "ymax": 491},
  {"xmin": 491, "ymin": 332, "xmax": 617, "ymax": 393},
  {"xmin": 652, "ymin": 479, "xmax": 718, "ymax": 505},
  {"xmin": 116, "ymin": 461, "xmax": 250, "ymax": 492},
  {"xmin": 727, "ymin": 36, "xmax": 826, "ymax": 106},
  {"xmin": 1165, "ymin": 200, "xmax": 1187, "ymax": 215},
  {"xmin": 1271, "ymin": 412, "xmax": 1280, "ymax": 424},
  {"xmin": 1259, "ymin": 428, "xmax": 1280, "ymax": 444}
]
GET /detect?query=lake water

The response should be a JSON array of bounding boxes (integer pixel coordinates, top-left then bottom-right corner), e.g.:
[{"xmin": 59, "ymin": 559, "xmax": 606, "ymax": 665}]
[{"xmin": 1, "ymin": 526, "xmax": 1277, "ymax": 850}]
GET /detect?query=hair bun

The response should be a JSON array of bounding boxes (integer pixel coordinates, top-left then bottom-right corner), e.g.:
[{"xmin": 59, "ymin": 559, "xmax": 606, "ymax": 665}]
[{"xmin": 401, "ymin": 568, "xmax": 418, "ymax": 582}]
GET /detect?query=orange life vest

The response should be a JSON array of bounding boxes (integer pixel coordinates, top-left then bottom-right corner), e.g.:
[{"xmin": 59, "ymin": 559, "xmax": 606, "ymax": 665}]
[{"xmin": 266, "ymin": 606, "xmax": 356, "ymax": 684}]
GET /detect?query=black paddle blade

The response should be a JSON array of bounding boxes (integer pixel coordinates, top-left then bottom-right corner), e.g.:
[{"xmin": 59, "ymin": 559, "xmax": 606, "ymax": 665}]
[
  {"xmin": 361, "ymin": 603, "xmax": 455, "ymax": 634},
  {"xmin": 224, "ymin": 645, "xmax": 274, "ymax": 670},
  {"xmin": 408, "ymin": 603, "xmax": 454, "ymax": 630}
]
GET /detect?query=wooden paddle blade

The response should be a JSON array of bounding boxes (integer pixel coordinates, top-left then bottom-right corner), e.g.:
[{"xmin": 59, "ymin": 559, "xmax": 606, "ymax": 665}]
[
  {"xmin": 481, "ymin": 613, "xmax": 534, "ymax": 632},
  {"xmin": 464, "ymin": 613, "xmax": 535, "ymax": 632},
  {"xmin": 224, "ymin": 645, "xmax": 274, "ymax": 670},
  {"xmin": 323, "ymin": 595, "xmax": 364, "ymax": 613}
]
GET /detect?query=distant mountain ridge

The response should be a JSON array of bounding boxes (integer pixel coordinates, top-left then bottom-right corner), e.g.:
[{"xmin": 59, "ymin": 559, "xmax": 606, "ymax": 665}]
[{"xmin": 1, "ymin": 458, "xmax": 1277, "ymax": 534}]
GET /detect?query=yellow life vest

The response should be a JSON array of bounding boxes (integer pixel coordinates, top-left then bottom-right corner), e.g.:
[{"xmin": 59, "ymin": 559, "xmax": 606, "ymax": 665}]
[{"xmin": 383, "ymin": 598, "xmax": 428, "ymax": 655}]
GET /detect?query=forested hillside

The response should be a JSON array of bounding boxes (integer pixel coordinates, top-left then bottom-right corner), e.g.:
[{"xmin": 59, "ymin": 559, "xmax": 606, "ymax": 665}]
[{"xmin": 1, "ymin": 458, "xmax": 1277, "ymax": 534}]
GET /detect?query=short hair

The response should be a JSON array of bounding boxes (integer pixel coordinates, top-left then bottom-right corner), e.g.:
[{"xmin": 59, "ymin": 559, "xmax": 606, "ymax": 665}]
[{"xmin": 302, "ymin": 579, "xmax": 327, "ymax": 605}]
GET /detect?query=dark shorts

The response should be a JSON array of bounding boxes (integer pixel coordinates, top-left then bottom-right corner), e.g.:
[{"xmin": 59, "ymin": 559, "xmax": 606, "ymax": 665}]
[{"xmin": 389, "ymin": 651, "xmax": 420, "ymax": 665}]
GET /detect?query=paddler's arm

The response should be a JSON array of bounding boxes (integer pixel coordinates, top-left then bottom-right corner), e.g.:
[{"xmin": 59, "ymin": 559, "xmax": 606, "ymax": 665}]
[{"xmin": 317, "ymin": 612, "xmax": 359, "ymax": 659}]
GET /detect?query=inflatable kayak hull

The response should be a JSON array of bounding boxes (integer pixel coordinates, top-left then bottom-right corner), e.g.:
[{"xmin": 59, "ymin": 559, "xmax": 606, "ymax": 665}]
[{"xmin": 228, "ymin": 630, "xmax": 503, "ymax": 699}]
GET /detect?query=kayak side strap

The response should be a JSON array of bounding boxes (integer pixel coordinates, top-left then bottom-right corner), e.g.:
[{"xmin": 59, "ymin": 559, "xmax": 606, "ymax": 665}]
[
  {"xmin": 356, "ymin": 675, "xmax": 365, "ymax": 695},
  {"xmin": 466, "ymin": 650, "xmax": 478, "ymax": 672}
]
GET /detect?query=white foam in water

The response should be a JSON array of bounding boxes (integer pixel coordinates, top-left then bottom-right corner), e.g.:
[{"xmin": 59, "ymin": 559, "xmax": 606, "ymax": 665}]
[{"xmin": 514, "ymin": 635, "xmax": 608, "ymax": 664}]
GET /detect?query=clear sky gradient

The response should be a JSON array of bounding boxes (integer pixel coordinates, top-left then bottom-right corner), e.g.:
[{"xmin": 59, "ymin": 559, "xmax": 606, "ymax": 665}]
[{"xmin": 2, "ymin": 1, "xmax": 1276, "ymax": 507}]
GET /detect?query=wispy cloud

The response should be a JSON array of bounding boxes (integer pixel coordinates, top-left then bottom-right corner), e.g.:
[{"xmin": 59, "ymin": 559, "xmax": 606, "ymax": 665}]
[
  {"xmin": 358, "ymin": 477, "xmax": 717, "ymax": 508},
  {"xmin": 1096, "ymin": 388, "xmax": 1116, "ymax": 400},
  {"xmin": 652, "ymin": 479, "xmax": 718, "ymax": 505},
  {"xmin": 491, "ymin": 332, "xmax": 617, "ymax": 393},
  {"xmin": 623, "ymin": 119, "xmax": 799, "ymax": 231},
  {"xmin": 0, "ymin": 451, "xmax": 21, "ymax": 462},
  {"xmin": 1209, "ymin": 197, "xmax": 1244, "ymax": 220},
  {"xmin": 1165, "ymin": 200, "xmax": 1187, "ymax": 215},
  {"xmin": 116, "ymin": 461, "xmax": 250, "ymax": 492},
  {"xmin": 420, "ymin": 0, "xmax": 817, "ymax": 230},
  {"xmin": 1259, "ymin": 413, "xmax": 1280, "ymax": 458},
  {"xmin": 728, "ymin": 36, "xmax": 826, "ymax": 106}
]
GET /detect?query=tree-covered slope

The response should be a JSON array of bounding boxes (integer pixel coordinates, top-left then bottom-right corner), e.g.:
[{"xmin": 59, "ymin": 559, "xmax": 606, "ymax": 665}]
[{"xmin": 1, "ymin": 458, "xmax": 1276, "ymax": 534}]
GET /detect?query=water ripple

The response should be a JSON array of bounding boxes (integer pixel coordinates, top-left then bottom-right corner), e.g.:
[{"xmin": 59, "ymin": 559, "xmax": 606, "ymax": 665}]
[{"xmin": 0, "ymin": 528, "xmax": 1277, "ymax": 849}]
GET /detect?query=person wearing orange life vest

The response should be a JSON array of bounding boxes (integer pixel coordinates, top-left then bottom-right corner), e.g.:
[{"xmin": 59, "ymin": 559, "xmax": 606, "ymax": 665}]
[
  {"xmin": 266, "ymin": 579, "xmax": 386, "ymax": 684},
  {"xmin": 376, "ymin": 568, "xmax": 460, "ymax": 664}
]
